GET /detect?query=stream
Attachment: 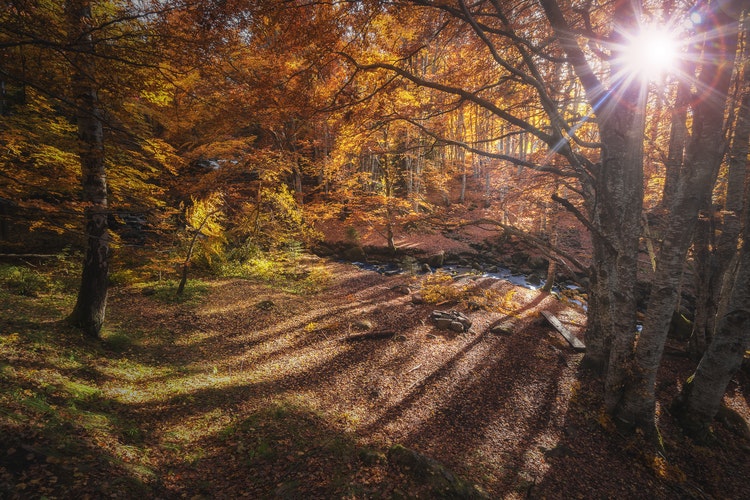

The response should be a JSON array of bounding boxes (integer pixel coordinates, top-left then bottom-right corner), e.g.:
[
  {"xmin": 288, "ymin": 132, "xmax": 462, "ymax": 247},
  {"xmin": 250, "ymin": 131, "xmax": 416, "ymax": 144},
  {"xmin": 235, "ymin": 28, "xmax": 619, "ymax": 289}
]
[{"xmin": 349, "ymin": 260, "xmax": 587, "ymax": 309}]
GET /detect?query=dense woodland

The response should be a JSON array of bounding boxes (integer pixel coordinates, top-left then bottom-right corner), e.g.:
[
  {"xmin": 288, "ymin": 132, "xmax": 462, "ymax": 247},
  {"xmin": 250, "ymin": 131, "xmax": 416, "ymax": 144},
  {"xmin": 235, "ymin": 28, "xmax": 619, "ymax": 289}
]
[{"xmin": 2, "ymin": 0, "xmax": 750, "ymax": 498}]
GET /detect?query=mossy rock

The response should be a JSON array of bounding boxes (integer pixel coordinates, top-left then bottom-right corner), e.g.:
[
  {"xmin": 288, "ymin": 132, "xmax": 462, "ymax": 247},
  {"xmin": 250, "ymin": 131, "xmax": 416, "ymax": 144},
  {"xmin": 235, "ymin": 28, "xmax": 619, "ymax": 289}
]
[
  {"xmin": 387, "ymin": 444, "xmax": 488, "ymax": 499},
  {"xmin": 343, "ymin": 246, "xmax": 367, "ymax": 262}
]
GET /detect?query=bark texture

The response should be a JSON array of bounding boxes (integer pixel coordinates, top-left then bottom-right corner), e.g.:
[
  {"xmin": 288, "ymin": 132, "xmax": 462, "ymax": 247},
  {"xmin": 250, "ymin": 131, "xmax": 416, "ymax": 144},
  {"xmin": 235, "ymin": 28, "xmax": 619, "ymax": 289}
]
[
  {"xmin": 66, "ymin": 0, "xmax": 109, "ymax": 338},
  {"xmin": 616, "ymin": 3, "xmax": 740, "ymax": 429},
  {"xmin": 673, "ymin": 236, "xmax": 750, "ymax": 441}
]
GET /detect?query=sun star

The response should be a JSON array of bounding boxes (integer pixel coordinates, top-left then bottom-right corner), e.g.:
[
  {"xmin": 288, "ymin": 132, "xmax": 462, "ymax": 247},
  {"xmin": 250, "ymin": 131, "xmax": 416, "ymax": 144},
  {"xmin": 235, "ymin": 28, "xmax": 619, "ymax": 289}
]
[{"xmin": 621, "ymin": 25, "xmax": 680, "ymax": 81}]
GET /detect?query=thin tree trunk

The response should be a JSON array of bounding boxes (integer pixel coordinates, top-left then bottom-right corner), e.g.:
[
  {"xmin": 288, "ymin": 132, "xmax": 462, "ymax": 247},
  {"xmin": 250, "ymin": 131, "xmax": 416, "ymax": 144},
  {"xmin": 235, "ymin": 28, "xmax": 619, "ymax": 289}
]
[
  {"xmin": 66, "ymin": 0, "xmax": 109, "ymax": 339},
  {"xmin": 660, "ymin": 79, "xmax": 690, "ymax": 211}
]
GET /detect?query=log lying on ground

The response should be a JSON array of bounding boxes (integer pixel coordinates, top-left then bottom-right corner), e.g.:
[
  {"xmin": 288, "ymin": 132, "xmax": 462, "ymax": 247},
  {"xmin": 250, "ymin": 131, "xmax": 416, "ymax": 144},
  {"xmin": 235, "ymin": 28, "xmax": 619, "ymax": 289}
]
[
  {"xmin": 541, "ymin": 310, "xmax": 585, "ymax": 352},
  {"xmin": 344, "ymin": 330, "xmax": 396, "ymax": 341}
]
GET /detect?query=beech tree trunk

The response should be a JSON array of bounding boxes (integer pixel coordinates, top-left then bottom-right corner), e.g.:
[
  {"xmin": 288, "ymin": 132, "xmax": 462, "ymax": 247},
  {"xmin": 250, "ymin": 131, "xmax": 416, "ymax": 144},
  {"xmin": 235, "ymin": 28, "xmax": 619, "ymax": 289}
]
[
  {"xmin": 539, "ymin": 0, "xmax": 643, "ymax": 386},
  {"xmin": 673, "ymin": 227, "xmax": 750, "ymax": 441},
  {"xmin": 66, "ymin": 0, "xmax": 109, "ymax": 339},
  {"xmin": 690, "ymin": 30, "xmax": 750, "ymax": 357},
  {"xmin": 660, "ymin": 79, "xmax": 690, "ymax": 212},
  {"xmin": 615, "ymin": 4, "xmax": 740, "ymax": 430}
]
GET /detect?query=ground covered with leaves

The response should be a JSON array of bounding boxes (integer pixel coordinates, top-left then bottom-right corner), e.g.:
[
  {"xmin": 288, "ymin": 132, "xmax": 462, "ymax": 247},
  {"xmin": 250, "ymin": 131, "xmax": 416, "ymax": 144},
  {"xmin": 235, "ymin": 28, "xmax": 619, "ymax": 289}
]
[{"xmin": 1, "ymin": 257, "xmax": 749, "ymax": 499}]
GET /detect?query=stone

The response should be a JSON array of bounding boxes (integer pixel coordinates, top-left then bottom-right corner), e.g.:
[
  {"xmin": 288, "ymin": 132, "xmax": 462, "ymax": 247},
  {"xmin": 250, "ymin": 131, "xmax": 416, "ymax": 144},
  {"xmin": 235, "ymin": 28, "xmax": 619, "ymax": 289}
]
[
  {"xmin": 449, "ymin": 321, "xmax": 465, "ymax": 332},
  {"xmin": 426, "ymin": 250, "xmax": 445, "ymax": 268},
  {"xmin": 343, "ymin": 245, "xmax": 366, "ymax": 262},
  {"xmin": 354, "ymin": 319, "xmax": 373, "ymax": 330},
  {"xmin": 526, "ymin": 273, "xmax": 542, "ymax": 287},
  {"xmin": 434, "ymin": 317, "xmax": 453, "ymax": 329},
  {"xmin": 491, "ymin": 321, "xmax": 514, "ymax": 335},
  {"xmin": 431, "ymin": 310, "xmax": 472, "ymax": 332}
]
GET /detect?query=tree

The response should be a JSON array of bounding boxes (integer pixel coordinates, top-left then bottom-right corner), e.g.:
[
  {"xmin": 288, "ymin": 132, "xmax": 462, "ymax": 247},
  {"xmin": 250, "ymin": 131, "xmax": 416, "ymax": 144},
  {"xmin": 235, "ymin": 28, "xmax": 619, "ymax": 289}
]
[
  {"xmin": 1, "ymin": 0, "xmax": 181, "ymax": 337},
  {"xmin": 331, "ymin": 0, "xmax": 747, "ymax": 434},
  {"xmin": 64, "ymin": 0, "xmax": 110, "ymax": 337}
]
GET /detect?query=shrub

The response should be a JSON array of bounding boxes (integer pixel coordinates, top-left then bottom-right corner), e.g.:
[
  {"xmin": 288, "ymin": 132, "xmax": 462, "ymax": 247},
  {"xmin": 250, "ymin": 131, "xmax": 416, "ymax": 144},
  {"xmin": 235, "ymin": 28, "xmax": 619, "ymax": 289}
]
[
  {"xmin": 0, "ymin": 265, "xmax": 49, "ymax": 297},
  {"xmin": 420, "ymin": 272, "xmax": 467, "ymax": 304}
]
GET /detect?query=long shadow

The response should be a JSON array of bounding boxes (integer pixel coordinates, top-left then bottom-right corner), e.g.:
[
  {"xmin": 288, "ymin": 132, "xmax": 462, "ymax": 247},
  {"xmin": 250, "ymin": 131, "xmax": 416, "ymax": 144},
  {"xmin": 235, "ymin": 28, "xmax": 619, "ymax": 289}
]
[
  {"xmin": 104, "ymin": 275, "xmax": 399, "ymax": 367},
  {"xmin": 361, "ymin": 317, "xmax": 569, "ymax": 495},
  {"xmin": 0, "ymin": 423, "xmax": 160, "ymax": 498}
]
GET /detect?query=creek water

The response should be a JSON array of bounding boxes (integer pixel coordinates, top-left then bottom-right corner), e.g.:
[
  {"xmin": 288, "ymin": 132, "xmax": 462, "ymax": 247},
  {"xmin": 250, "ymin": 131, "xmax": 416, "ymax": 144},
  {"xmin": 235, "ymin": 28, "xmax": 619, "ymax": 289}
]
[{"xmin": 349, "ymin": 260, "xmax": 587, "ymax": 309}]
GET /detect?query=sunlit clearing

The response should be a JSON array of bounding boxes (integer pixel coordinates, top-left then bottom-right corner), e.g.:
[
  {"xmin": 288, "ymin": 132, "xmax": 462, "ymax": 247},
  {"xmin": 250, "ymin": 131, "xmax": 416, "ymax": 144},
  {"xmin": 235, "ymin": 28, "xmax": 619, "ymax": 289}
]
[{"xmin": 622, "ymin": 25, "xmax": 679, "ymax": 81}]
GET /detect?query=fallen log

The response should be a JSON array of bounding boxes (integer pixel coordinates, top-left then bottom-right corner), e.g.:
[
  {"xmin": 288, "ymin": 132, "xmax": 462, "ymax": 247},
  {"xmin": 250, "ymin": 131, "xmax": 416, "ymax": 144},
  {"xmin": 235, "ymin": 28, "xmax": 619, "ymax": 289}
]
[
  {"xmin": 344, "ymin": 330, "xmax": 396, "ymax": 341},
  {"xmin": 541, "ymin": 310, "xmax": 585, "ymax": 352}
]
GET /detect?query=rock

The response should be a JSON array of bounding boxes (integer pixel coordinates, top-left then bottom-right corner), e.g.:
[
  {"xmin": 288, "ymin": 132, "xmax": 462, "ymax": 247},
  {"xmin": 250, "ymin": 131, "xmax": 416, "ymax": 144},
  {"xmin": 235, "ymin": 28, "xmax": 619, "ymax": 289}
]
[
  {"xmin": 434, "ymin": 317, "xmax": 454, "ymax": 330},
  {"xmin": 431, "ymin": 310, "xmax": 472, "ymax": 332},
  {"xmin": 491, "ymin": 321, "xmax": 515, "ymax": 335},
  {"xmin": 256, "ymin": 299, "xmax": 275, "ymax": 310},
  {"xmin": 387, "ymin": 445, "xmax": 488, "ymax": 499},
  {"xmin": 426, "ymin": 250, "xmax": 445, "ymax": 268},
  {"xmin": 411, "ymin": 293, "xmax": 425, "ymax": 304},
  {"xmin": 343, "ymin": 245, "xmax": 366, "ymax": 262},
  {"xmin": 449, "ymin": 321, "xmax": 465, "ymax": 332},
  {"xmin": 354, "ymin": 319, "xmax": 373, "ymax": 330},
  {"xmin": 359, "ymin": 448, "xmax": 387, "ymax": 465},
  {"xmin": 526, "ymin": 273, "xmax": 542, "ymax": 287}
]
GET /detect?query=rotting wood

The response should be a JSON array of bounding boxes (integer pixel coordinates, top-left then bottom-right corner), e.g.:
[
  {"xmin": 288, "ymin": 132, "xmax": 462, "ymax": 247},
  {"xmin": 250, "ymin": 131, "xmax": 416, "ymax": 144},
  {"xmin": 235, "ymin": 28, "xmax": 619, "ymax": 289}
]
[
  {"xmin": 344, "ymin": 330, "xmax": 396, "ymax": 341},
  {"xmin": 541, "ymin": 310, "xmax": 585, "ymax": 352}
]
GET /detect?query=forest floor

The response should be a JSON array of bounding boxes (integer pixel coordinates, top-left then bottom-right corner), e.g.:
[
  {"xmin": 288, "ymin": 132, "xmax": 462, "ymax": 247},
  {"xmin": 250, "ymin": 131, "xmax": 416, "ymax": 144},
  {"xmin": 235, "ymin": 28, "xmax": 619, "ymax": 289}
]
[{"xmin": 1, "ymin": 252, "xmax": 749, "ymax": 498}]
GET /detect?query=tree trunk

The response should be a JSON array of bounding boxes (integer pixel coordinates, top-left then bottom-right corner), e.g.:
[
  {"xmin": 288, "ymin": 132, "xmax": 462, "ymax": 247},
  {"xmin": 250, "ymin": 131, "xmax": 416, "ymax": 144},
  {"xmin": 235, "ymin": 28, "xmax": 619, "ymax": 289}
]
[
  {"xmin": 672, "ymin": 231, "xmax": 750, "ymax": 442},
  {"xmin": 66, "ymin": 0, "xmax": 109, "ymax": 339},
  {"xmin": 691, "ymin": 34, "xmax": 750, "ymax": 357},
  {"xmin": 616, "ymin": 4, "xmax": 740, "ymax": 430},
  {"xmin": 539, "ymin": 0, "xmax": 644, "ymax": 381},
  {"xmin": 660, "ymin": 79, "xmax": 690, "ymax": 211}
]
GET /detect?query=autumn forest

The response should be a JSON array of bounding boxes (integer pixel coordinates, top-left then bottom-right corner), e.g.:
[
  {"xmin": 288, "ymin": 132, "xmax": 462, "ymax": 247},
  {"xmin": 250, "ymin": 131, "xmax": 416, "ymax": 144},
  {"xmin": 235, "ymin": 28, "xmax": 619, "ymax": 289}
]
[{"xmin": 1, "ymin": 0, "xmax": 749, "ymax": 498}]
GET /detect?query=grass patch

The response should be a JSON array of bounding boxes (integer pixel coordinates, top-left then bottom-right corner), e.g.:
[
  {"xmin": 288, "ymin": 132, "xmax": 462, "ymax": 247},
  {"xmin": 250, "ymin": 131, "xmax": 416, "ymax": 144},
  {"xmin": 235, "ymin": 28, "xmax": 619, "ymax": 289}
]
[
  {"xmin": 136, "ymin": 278, "xmax": 210, "ymax": 304},
  {"xmin": 420, "ymin": 271, "xmax": 469, "ymax": 304},
  {"xmin": 0, "ymin": 264, "xmax": 52, "ymax": 297},
  {"xmin": 216, "ymin": 400, "xmax": 482, "ymax": 498},
  {"xmin": 216, "ymin": 251, "xmax": 331, "ymax": 295}
]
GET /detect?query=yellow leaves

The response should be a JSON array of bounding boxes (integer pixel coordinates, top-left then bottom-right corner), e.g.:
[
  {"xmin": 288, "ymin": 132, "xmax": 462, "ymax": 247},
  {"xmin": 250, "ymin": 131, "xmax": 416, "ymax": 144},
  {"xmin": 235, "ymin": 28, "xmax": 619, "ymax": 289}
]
[
  {"xmin": 143, "ymin": 139, "xmax": 184, "ymax": 175},
  {"xmin": 140, "ymin": 89, "xmax": 173, "ymax": 107},
  {"xmin": 648, "ymin": 453, "xmax": 687, "ymax": 483},
  {"xmin": 187, "ymin": 193, "xmax": 225, "ymax": 238},
  {"xmin": 420, "ymin": 272, "xmax": 468, "ymax": 304}
]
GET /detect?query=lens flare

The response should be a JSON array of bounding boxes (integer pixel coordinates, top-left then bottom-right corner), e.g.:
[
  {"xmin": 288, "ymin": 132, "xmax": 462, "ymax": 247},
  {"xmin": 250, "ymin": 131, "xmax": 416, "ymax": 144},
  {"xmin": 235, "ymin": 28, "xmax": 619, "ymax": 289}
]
[{"xmin": 621, "ymin": 25, "xmax": 679, "ymax": 81}]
